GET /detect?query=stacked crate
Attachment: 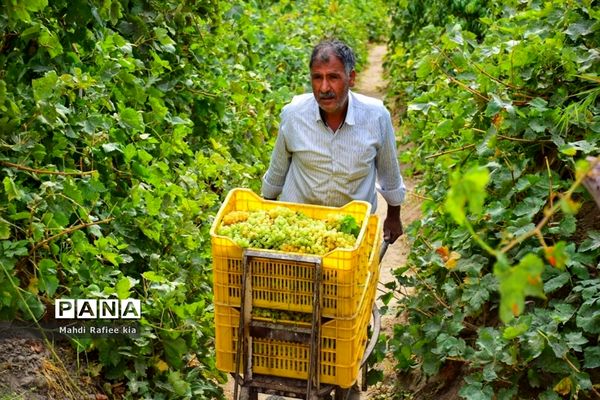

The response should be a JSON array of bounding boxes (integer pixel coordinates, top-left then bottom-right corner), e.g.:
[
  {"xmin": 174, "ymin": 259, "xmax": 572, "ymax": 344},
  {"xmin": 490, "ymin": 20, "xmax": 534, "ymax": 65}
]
[{"xmin": 211, "ymin": 188, "xmax": 381, "ymax": 388}]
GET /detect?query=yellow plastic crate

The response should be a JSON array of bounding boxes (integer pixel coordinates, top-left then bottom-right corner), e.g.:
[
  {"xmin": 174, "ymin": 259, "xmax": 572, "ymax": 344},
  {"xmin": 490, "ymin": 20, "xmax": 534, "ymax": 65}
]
[
  {"xmin": 211, "ymin": 188, "xmax": 376, "ymax": 318},
  {"xmin": 215, "ymin": 275, "xmax": 376, "ymax": 388},
  {"xmin": 214, "ymin": 222, "xmax": 381, "ymax": 388}
]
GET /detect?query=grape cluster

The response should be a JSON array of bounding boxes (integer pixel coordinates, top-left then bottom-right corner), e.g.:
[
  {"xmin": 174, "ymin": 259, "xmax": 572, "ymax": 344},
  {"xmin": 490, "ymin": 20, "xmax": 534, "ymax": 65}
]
[
  {"xmin": 217, "ymin": 207, "xmax": 359, "ymax": 255},
  {"xmin": 253, "ymin": 307, "xmax": 312, "ymax": 323}
]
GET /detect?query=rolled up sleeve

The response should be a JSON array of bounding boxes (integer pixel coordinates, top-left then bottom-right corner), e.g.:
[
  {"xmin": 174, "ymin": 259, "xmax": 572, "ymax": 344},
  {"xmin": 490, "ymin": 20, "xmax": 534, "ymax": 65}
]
[
  {"xmin": 262, "ymin": 173, "xmax": 284, "ymax": 199},
  {"xmin": 261, "ymin": 129, "xmax": 290, "ymax": 199},
  {"xmin": 378, "ymin": 183, "xmax": 406, "ymax": 206},
  {"xmin": 376, "ymin": 110, "xmax": 406, "ymax": 206}
]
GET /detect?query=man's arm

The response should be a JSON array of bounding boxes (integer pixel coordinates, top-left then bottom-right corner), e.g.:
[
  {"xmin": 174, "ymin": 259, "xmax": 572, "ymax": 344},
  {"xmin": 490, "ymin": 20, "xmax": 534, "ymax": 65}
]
[
  {"xmin": 261, "ymin": 124, "xmax": 291, "ymax": 200},
  {"xmin": 383, "ymin": 204, "xmax": 403, "ymax": 244},
  {"xmin": 376, "ymin": 107, "xmax": 405, "ymax": 244}
]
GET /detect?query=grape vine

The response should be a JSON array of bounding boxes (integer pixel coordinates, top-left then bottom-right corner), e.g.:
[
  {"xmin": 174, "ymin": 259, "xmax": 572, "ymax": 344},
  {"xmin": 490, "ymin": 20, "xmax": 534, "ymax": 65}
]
[
  {"xmin": 384, "ymin": 0, "xmax": 600, "ymax": 398},
  {"xmin": 0, "ymin": 0, "xmax": 389, "ymax": 398}
]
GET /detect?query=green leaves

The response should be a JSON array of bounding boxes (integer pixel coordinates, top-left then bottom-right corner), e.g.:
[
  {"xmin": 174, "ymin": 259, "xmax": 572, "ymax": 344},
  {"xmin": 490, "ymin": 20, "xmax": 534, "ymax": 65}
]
[
  {"xmin": 502, "ymin": 317, "xmax": 531, "ymax": 340},
  {"xmin": 338, "ymin": 215, "xmax": 361, "ymax": 237},
  {"xmin": 4, "ymin": 0, "xmax": 48, "ymax": 23},
  {"xmin": 117, "ymin": 107, "xmax": 145, "ymax": 133},
  {"xmin": 163, "ymin": 336, "xmax": 187, "ymax": 369},
  {"xmin": 565, "ymin": 20, "xmax": 597, "ymax": 40},
  {"xmin": 38, "ymin": 259, "xmax": 59, "ymax": 296},
  {"xmin": 39, "ymin": 27, "xmax": 64, "ymax": 58},
  {"xmin": 575, "ymin": 279, "xmax": 600, "ymax": 334},
  {"xmin": 3, "ymin": 176, "xmax": 23, "ymax": 201},
  {"xmin": 115, "ymin": 277, "xmax": 131, "ymax": 300},
  {"xmin": 445, "ymin": 166, "xmax": 490, "ymax": 225},
  {"xmin": 32, "ymin": 71, "xmax": 59, "ymax": 102},
  {"xmin": 583, "ymin": 346, "xmax": 600, "ymax": 369}
]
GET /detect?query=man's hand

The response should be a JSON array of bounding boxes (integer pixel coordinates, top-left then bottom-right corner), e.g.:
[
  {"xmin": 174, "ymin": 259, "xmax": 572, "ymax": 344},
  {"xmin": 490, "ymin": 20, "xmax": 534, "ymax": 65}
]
[{"xmin": 383, "ymin": 205, "xmax": 403, "ymax": 244}]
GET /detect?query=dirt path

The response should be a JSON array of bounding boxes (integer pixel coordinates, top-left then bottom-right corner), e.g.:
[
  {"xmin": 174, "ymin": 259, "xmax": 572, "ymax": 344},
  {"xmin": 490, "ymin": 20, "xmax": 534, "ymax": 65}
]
[{"xmin": 355, "ymin": 44, "xmax": 422, "ymax": 400}]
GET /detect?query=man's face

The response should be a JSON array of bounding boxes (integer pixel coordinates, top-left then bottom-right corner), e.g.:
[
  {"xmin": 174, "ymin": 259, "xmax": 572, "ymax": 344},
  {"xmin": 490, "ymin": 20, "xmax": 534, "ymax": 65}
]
[{"xmin": 310, "ymin": 52, "xmax": 355, "ymax": 116}]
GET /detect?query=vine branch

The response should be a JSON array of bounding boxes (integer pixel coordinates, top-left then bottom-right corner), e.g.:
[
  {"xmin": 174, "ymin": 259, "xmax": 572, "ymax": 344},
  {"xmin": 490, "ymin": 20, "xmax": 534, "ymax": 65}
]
[
  {"xmin": 30, "ymin": 218, "xmax": 114, "ymax": 254},
  {"xmin": 446, "ymin": 75, "xmax": 490, "ymax": 102},
  {"xmin": 407, "ymin": 190, "xmax": 433, "ymax": 201},
  {"xmin": 411, "ymin": 267, "xmax": 480, "ymax": 332},
  {"xmin": 500, "ymin": 157, "xmax": 600, "ymax": 254},
  {"xmin": 496, "ymin": 134, "xmax": 553, "ymax": 144},
  {"xmin": 425, "ymin": 144, "xmax": 476, "ymax": 160},
  {"xmin": 435, "ymin": 45, "xmax": 539, "ymax": 99},
  {"xmin": 425, "ymin": 134, "xmax": 554, "ymax": 161},
  {"xmin": 0, "ymin": 161, "xmax": 96, "ymax": 176}
]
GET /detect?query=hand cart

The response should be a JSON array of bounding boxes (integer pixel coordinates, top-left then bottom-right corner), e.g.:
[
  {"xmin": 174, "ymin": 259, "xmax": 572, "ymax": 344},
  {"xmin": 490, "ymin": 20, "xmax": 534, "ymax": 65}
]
[{"xmin": 230, "ymin": 241, "xmax": 389, "ymax": 400}]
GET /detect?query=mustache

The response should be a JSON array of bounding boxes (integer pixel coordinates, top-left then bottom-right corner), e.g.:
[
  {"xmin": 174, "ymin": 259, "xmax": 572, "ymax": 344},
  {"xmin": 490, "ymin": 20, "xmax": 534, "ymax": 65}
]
[{"xmin": 319, "ymin": 92, "xmax": 335, "ymax": 100}]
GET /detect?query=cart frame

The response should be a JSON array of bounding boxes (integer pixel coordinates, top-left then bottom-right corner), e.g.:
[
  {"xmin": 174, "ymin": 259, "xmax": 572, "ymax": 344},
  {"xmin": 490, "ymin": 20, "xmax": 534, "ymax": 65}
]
[{"xmin": 231, "ymin": 242, "xmax": 388, "ymax": 400}]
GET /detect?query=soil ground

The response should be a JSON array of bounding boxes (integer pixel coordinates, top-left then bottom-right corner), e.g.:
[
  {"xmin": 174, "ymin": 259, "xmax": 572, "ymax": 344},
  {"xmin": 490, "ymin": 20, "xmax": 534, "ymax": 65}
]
[{"xmin": 0, "ymin": 326, "xmax": 104, "ymax": 399}]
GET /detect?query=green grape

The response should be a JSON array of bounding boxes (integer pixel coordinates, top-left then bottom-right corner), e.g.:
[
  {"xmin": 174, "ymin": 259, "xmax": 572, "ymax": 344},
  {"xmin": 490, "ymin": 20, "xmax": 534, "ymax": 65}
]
[{"xmin": 217, "ymin": 207, "xmax": 359, "ymax": 255}]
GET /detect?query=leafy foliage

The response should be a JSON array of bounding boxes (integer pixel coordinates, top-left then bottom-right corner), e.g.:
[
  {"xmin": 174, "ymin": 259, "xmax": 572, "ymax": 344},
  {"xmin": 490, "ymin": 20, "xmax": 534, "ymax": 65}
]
[
  {"xmin": 0, "ymin": 0, "xmax": 388, "ymax": 398},
  {"xmin": 385, "ymin": 0, "xmax": 600, "ymax": 398}
]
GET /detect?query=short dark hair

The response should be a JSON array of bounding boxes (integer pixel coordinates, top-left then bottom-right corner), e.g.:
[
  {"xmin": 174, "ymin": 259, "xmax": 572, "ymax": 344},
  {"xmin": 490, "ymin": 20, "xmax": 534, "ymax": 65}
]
[{"xmin": 309, "ymin": 39, "xmax": 355, "ymax": 75}]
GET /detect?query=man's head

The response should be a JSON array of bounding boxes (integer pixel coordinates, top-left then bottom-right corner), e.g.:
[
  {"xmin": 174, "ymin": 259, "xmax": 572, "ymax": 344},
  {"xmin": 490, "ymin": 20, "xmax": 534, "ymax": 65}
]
[
  {"xmin": 310, "ymin": 39, "xmax": 356, "ymax": 75},
  {"xmin": 309, "ymin": 39, "xmax": 356, "ymax": 118}
]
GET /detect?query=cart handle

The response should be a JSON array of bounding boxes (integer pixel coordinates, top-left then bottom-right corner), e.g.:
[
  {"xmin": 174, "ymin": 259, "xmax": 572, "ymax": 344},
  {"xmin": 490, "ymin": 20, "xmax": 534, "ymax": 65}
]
[
  {"xmin": 360, "ymin": 304, "xmax": 381, "ymax": 369},
  {"xmin": 378, "ymin": 240, "xmax": 389, "ymax": 264},
  {"xmin": 360, "ymin": 239, "xmax": 389, "ymax": 367}
]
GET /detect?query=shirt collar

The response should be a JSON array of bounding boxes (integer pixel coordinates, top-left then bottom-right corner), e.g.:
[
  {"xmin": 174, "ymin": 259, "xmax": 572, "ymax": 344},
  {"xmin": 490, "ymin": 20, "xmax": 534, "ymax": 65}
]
[{"xmin": 312, "ymin": 90, "xmax": 356, "ymax": 126}]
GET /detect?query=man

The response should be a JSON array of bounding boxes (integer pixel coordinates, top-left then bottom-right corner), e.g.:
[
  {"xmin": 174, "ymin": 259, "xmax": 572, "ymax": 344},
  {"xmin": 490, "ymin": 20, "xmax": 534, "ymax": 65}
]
[{"xmin": 261, "ymin": 39, "xmax": 405, "ymax": 244}]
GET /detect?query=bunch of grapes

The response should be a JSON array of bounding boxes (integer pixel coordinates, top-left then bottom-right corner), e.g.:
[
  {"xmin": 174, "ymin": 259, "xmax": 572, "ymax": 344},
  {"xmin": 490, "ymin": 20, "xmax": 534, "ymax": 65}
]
[
  {"xmin": 217, "ymin": 206, "xmax": 359, "ymax": 255},
  {"xmin": 253, "ymin": 307, "xmax": 312, "ymax": 323}
]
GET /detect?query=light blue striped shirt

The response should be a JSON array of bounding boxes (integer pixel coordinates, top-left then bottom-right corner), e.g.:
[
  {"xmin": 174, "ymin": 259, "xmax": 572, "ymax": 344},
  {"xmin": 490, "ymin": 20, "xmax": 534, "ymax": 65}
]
[{"xmin": 262, "ymin": 91, "xmax": 405, "ymax": 212}]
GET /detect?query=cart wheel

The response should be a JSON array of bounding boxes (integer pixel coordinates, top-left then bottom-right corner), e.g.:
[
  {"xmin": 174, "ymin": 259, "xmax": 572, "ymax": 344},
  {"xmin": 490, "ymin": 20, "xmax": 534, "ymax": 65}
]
[
  {"xmin": 361, "ymin": 360, "xmax": 368, "ymax": 392},
  {"xmin": 334, "ymin": 386, "xmax": 360, "ymax": 400},
  {"xmin": 334, "ymin": 388, "xmax": 347, "ymax": 400},
  {"xmin": 239, "ymin": 387, "xmax": 258, "ymax": 400}
]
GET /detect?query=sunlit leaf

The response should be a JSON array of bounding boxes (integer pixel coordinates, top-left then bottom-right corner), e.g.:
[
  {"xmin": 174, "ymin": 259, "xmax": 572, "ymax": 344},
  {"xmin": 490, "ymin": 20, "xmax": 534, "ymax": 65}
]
[
  {"xmin": 544, "ymin": 241, "xmax": 568, "ymax": 269},
  {"xmin": 0, "ymin": 219, "xmax": 10, "ymax": 240},
  {"xmin": 553, "ymin": 376, "xmax": 572, "ymax": 396},
  {"xmin": 115, "ymin": 277, "xmax": 130, "ymax": 299},
  {"xmin": 495, "ymin": 254, "xmax": 546, "ymax": 323},
  {"xmin": 39, "ymin": 28, "xmax": 63, "ymax": 57},
  {"xmin": 32, "ymin": 71, "xmax": 59, "ymax": 101},
  {"xmin": 3, "ymin": 177, "xmax": 23, "ymax": 201},
  {"xmin": 445, "ymin": 166, "xmax": 489, "ymax": 225},
  {"xmin": 502, "ymin": 320, "xmax": 530, "ymax": 340},
  {"xmin": 118, "ymin": 107, "xmax": 145, "ymax": 132}
]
